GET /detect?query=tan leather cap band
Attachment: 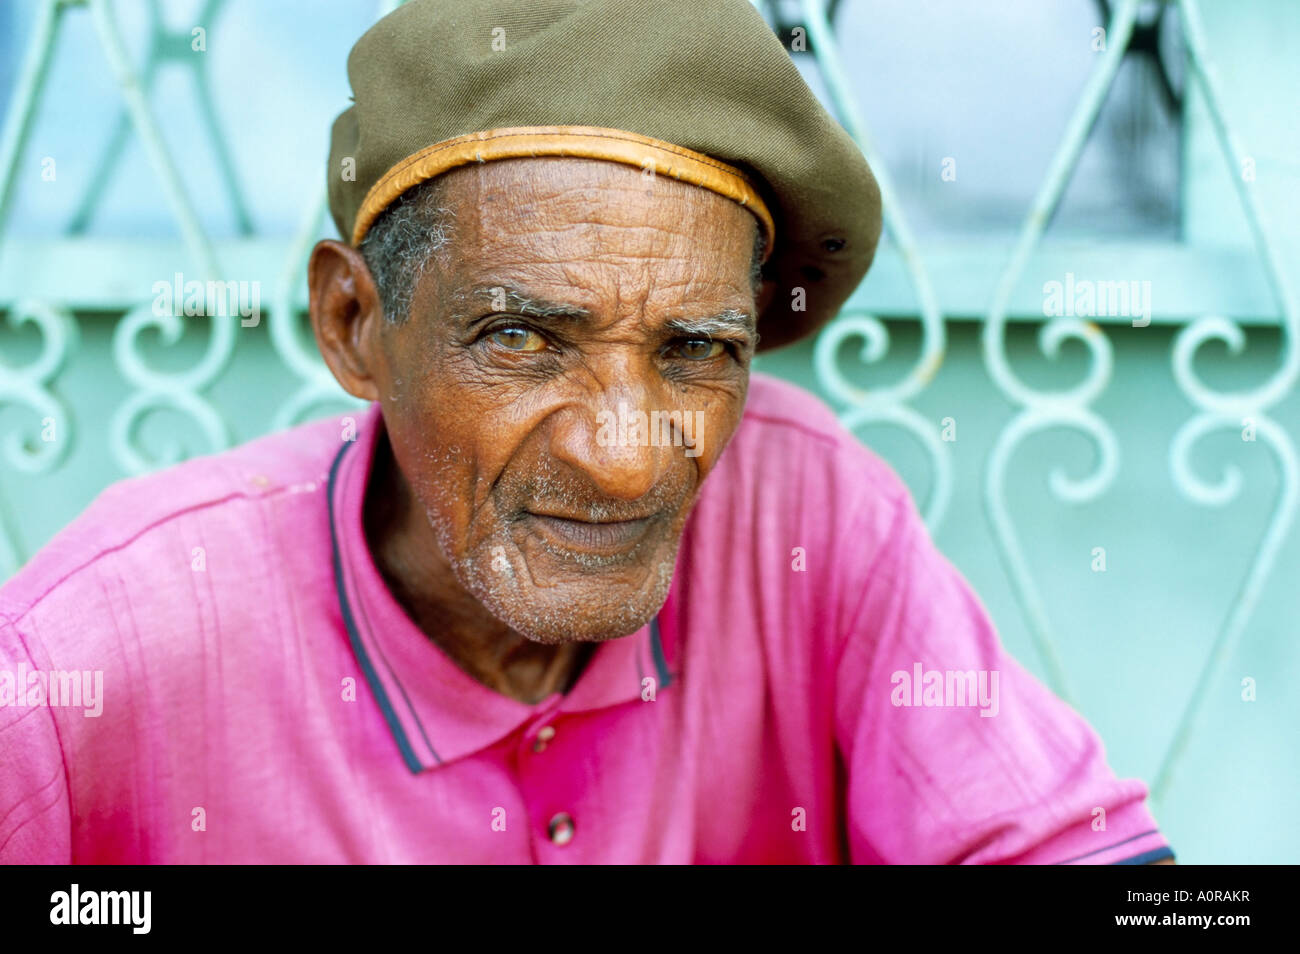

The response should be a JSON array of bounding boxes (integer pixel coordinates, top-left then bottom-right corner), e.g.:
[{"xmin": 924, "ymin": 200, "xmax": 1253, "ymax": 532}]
[{"xmin": 351, "ymin": 124, "xmax": 776, "ymax": 258}]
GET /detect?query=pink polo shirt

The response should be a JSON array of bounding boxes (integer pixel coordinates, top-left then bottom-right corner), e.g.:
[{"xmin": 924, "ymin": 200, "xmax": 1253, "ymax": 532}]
[{"xmin": 0, "ymin": 373, "xmax": 1172, "ymax": 864}]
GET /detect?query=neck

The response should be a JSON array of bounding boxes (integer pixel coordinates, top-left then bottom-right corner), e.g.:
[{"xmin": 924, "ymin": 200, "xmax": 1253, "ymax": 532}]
[{"xmin": 362, "ymin": 428, "xmax": 595, "ymax": 704}]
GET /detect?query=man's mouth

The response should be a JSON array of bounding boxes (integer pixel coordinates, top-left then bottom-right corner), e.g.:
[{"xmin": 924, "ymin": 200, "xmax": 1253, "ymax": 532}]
[{"xmin": 520, "ymin": 511, "xmax": 657, "ymax": 555}]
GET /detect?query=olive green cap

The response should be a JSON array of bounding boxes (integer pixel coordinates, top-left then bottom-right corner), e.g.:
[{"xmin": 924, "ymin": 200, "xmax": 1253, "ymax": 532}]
[{"xmin": 328, "ymin": 0, "xmax": 882, "ymax": 350}]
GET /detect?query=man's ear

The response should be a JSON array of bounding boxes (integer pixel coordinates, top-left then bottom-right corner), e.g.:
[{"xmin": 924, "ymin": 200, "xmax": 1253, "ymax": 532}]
[{"xmin": 307, "ymin": 239, "xmax": 386, "ymax": 402}]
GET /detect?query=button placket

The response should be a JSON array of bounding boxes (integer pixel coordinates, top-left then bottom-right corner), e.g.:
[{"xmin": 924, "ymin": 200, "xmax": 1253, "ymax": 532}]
[{"xmin": 517, "ymin": 701, "xmax": 578, "ymax": 856}]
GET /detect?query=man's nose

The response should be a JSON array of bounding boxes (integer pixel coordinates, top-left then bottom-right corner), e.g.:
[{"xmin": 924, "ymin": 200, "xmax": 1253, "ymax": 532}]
[{"xmin": 548, "ymin": 390, "xmax": 674, "ymax": 503}]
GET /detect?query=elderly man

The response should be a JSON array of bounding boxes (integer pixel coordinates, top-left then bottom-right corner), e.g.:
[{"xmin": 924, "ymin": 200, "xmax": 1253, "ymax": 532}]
[{"xmin": 0, "ymin": 0, "xmax": 1173, "ymax": 864}]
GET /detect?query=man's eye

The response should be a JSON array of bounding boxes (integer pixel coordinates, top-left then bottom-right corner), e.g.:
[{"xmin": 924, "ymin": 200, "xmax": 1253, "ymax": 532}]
[
  {"xmin": 488, "ymin": 327, "xmax": 547, "ymax": 352},
  {"xmin": 672, "ymin": 338, "xmax": 726, "ymax": 361}
]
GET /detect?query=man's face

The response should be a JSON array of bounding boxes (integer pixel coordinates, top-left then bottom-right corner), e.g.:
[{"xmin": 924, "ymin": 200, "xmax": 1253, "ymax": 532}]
[{"xmin": 370, "ymin": 157, "xmax": 761, "ymax": 644}]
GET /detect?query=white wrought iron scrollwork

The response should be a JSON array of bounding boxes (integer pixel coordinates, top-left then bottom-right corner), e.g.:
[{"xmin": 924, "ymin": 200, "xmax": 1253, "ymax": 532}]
[
  {"xmin": 1149, "ymin": 0, "xmax": 1300, "ymax": 809},
  {"xmin": 976, "ymin": 0, "xmax": 1141, "ymax": 707},
  {"xmin": 0, "ymin": 301, "xmax": 77, "ymax": 576},
  {"xmin": 803, "ymin": 0, "xmax": 951, "ymax": 531}
]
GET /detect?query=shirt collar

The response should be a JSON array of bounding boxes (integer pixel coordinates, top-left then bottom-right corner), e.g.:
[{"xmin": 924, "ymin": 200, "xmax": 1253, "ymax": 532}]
[{"xmin": 327, "ymin": 402, "xmax": 678, "ymax": 773}]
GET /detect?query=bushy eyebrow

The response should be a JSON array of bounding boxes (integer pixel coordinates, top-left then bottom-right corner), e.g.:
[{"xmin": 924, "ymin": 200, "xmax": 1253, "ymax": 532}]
[
  {"xmin": 450, "ymin": 283, "xmax": 758, "ymax": 345},
  {"xmin": 664, "ymin": 309, "xmax": 757, "ymax": 341},
  {"xmin": 449, "ymin": 284, "xmax": 592, "ymax": 325}
]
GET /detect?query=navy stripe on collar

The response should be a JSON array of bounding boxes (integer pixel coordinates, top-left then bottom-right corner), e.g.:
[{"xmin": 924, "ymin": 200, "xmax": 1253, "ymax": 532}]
[{"xmin": 328, "ymin": 438, "xmax": 428, "ymax": 774}]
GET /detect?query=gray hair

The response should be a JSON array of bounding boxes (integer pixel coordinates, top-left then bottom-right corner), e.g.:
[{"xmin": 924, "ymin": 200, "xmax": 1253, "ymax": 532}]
[
  {"xmin": 359, "ymin": 176, "xmax": 456, "ymax": 324},
  {"xmin": 359, "ymin": 175, "xmax": 767, "ymax": 324}
]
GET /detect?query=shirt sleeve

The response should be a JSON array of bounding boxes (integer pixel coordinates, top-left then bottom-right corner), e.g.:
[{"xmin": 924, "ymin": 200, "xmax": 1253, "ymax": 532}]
[
  {"xmin": 833, "ymin": 492, "xmax": 1174, "ymax": 865},
  {"xmin": 0, "ymin": 613, "xmax": 73, "ymax": 864}
]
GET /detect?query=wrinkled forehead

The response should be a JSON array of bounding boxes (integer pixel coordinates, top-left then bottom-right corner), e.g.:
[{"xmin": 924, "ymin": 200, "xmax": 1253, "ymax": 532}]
[{"xmin": 435, "ymin": 157, "xmax": 762, "ymax": 277}]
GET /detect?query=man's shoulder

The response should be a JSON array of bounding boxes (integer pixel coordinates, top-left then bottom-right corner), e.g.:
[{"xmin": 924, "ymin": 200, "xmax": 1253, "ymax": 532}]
[{"xmin": 0, "ymin": 406, "xmax": 364, "ymax": 623}]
